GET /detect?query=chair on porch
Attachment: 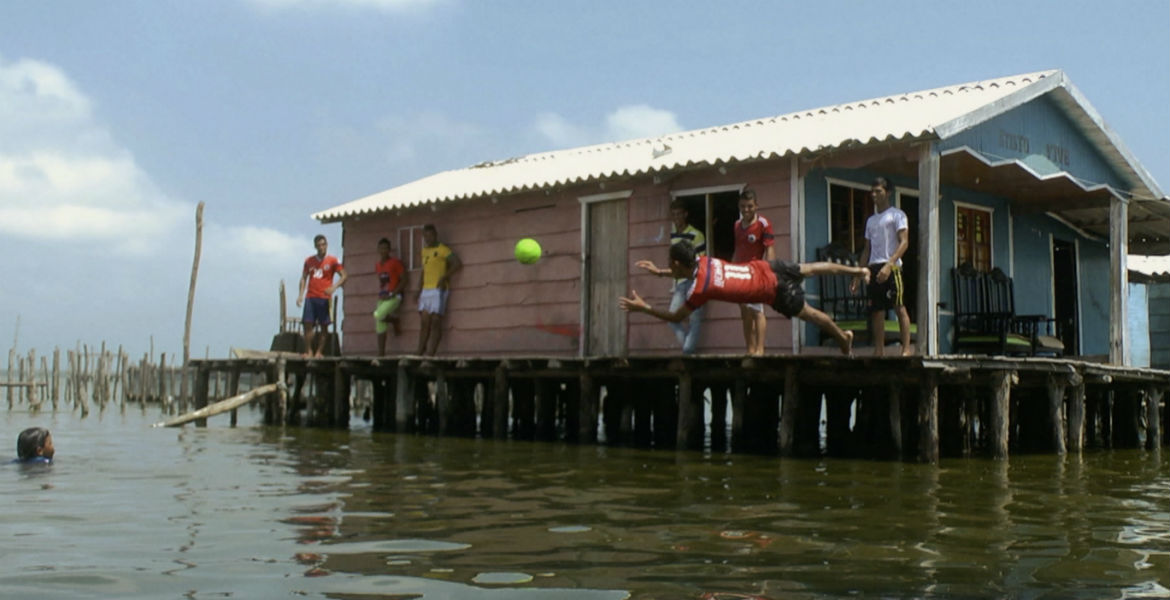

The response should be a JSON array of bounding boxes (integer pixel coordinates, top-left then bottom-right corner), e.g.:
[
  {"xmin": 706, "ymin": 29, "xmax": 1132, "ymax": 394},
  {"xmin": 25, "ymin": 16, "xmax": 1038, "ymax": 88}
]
[
  {"xmin": 815, "ymin": 243, "xmax": 916, "ymax": 346},
  {"xmin": 950, "ymin": 263, "xmax": 1063, "ymax": 356}
]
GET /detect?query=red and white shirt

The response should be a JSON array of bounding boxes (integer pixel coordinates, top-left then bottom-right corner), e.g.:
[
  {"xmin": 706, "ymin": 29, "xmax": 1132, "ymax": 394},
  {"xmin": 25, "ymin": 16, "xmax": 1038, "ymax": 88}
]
[
  {"xmin": 375, "ymin": 257, "xmax": 405, "ymax": 298},
  {"xmin": 732, "ymin": 215, "xmax": 774, "ymax": 262},
  {"xmin": 684, "ymin": 256, "xmax": 778, "ymax": 311},
  {"xmin": 303, "ymin": 254, "xmax": 343, "ymax": 299}
]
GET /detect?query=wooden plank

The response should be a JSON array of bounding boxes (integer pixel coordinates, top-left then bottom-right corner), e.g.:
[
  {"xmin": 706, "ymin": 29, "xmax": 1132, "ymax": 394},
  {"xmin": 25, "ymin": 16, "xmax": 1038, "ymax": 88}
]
[
  {"xmin": 586, "ymin": 198, "xmax": 628, "ymax": 356},
  {"xmin": 1145, "ymin": 386, "xmax": 1162, "ymax": 450}
]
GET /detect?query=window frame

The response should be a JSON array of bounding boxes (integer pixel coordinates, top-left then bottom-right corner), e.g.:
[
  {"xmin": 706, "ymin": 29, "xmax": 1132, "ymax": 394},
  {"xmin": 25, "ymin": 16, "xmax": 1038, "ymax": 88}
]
[{"xmin": 952, "ymin": 201, "xmax": 994, "ymax": 271}]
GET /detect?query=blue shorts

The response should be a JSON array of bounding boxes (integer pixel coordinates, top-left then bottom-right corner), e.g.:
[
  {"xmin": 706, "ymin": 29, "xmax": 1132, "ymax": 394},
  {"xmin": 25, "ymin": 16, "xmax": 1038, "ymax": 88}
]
[{"xmin": 302, "ymin": 297, "xmax": 332, "ymax": 326}]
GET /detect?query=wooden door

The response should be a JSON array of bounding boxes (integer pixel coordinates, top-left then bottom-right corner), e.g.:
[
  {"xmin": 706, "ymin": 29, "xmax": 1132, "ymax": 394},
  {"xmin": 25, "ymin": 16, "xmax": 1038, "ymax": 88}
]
[{"xmin": 585, "ymin": 199, "xmax": 628, "ymax": 356}]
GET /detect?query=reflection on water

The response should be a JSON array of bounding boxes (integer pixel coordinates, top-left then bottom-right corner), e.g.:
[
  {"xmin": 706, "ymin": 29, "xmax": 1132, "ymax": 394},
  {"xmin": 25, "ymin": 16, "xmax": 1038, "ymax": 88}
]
[{"xmin": 1, "ymin": 408, "xmax": 1167, "ymax": 599}]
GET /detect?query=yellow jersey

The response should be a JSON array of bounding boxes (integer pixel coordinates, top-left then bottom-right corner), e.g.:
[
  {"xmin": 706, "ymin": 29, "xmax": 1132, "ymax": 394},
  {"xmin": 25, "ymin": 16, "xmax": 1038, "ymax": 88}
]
[{"xmin": 421, "ymin": 243, "xmax": 452, "ymax": 289}]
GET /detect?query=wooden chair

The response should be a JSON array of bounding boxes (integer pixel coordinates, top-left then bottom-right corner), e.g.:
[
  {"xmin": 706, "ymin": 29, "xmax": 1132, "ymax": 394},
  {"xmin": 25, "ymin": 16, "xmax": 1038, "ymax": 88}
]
[
  {"xmin": 950, "ymin": 263, "xmax": 1063, "ymax": 356},
  {"xmin": 815, "ymin": 244, "xmax": 917, "ymax": 346}
]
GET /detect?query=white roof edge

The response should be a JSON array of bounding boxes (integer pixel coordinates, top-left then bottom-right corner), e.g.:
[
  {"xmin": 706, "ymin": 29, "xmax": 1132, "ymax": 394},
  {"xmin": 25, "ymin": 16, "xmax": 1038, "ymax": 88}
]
[
  {"xmin": 1056, "ymin": 79, "xmax": 1167, "ymax": 201},
  {"xmin": 933, "ymin": 70, "xmax": 1062, "ymax": 139}
]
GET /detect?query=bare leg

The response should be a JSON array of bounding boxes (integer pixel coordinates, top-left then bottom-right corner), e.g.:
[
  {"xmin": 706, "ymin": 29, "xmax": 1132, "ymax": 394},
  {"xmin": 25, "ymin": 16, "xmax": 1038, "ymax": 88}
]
[
  {"xmin": 871, "ymin": 310, "xmax": 886, "ymax": 357},
  {"xmin": 417, "ymin": 312, "xmax": 432, "ymax": 355},
  {"xmin": 314, "ymin": 325, "xmax": 328, "ymax": 358},
  {"xmin": 302, "ymin": 324, "xmax": 314, "ymax": 357},
  {"xmin": 799, "ymin": 305, "xmax": 854, "ymax": 356},
  {"xmin": 895, "ymin": 305, "xmax": 913, "ymax": 356},
  {"xmin": 425, "ymin": 315, "xmax": 443, "ymax": 356},
  {"xmin": 377, "ymin": 332, "xmax": 387, "ymax": 356},
  {"xmin": 799, "ymin": 262, "xmax": 870, "ymax": 281},
  {"xmin": 753, "ymin": 310, "xmax": 767, "ymax": 356},
  {"xmin": 739, "ymin": 304, "xmax": 754, "ymax": 354}
]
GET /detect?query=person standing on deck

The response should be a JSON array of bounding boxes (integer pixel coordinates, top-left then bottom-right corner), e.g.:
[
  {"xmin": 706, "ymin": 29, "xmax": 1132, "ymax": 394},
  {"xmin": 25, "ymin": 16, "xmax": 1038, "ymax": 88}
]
[
  {"xmin": 297, "ymin": 234, "xmax": 347, "ymax": 358},
  {"xmin": 622, "ymin": 241, "xmax": 869, "ymax": 356},
  {"xmin": 416, "ymin": 224, "xmax": 461, "ymax": 356},
  {"xmin": 853, "ymin": 176, "xmax": 913, "ymax": 356},
  {"xmin": 733, "ymin": 189, "xmax": 775, "ymax": 356},
  {"xmin": 373, "ymin": 237, "xmax": 407, "ymax": 356},
  {"xmin": 638, "ymin": 198, "xmax": 707, "ymax": 354}
]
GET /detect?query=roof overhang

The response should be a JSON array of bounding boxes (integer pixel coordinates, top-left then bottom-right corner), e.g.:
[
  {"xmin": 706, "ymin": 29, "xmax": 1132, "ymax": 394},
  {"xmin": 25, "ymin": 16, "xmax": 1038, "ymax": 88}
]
[{"xmin": 940, "ymin": 147, "xmax": 1170, "ymax": 254}]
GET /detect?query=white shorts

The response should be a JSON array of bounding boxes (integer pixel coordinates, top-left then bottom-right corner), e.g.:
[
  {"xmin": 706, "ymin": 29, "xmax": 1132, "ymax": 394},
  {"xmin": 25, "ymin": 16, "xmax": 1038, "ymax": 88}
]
[
  {"xmin": 418, "ymin": 288, "xmax": 449, "ymax": 315},
  {"xmin": 742, "ymin": 302, "xmax": 764, "ymax": 313}
]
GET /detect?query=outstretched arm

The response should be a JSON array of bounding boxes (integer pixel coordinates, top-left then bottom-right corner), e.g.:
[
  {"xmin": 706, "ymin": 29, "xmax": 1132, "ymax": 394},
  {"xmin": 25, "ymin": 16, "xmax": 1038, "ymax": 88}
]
[
  {"xmin": 635, "ymin": 259, "xmax": 670, "ymax": 277},
  {"xmin": 618, "ymin": 289, "xmax": 692, "ymax": 323}
]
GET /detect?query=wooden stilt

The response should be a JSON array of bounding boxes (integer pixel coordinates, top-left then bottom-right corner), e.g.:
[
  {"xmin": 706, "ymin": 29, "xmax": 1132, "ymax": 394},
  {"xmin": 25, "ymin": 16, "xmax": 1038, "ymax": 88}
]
[
  {"xmin": 1068, "ymin": 382, "xmax": 1086, "ymax": 452},
  {"xmin": 536, "ymin": 379, "xmax": 558, "ymax": 440},
  {"xmin": 888, "ymin": 384, "xmax": 903, "ymax": 459},
  {"xmin": 578, "ymin": 373, "xmax": 598, "ymax": 444},
  {"xmin": 396, "ymin": 362, "xmax": 415, "ymax": 432},
  {"xmin": 276, "ymin": 358, "xmax": 287, "ymax": 425},
  {"xmin": 333, "ymin": 362, "xmax": 350, "ymax": 428},
  {"xmin": 1046, "ymin": 374, "xmax": 1068, "ymax": 455},
  {"xmin": 731, "ymin": 378, "xmax": 747, "ymax": 451},
  {"xmin": 676, "ymin": 371, "xmax": 700, "ymax": 450},
  {"xmin": 917, "ymin": 371, "xmax": 939, "ymax": 463},
  {"xmin": 779, "ymin": 364, "xmax": 798, "ymax": 457},
  {"xmin": 989, "ymin": 371, "xmax": 1013, "ymax": 459},
  {"xmin": 435, "ymin": 370, "xmax": 452, "ymax": 435},
  {"xmin": 488, "ymin": 363, "xmax": 508, "ymax": 438},
  {"xmin": 194, "ymin": 365, "xmax": 210, "ymax": 427},
  {"xmin": 709, "ymin": 383, "xmax": 728, "ymax": 450},
  {"xmin": 1145, "ymin": 386, "xmax": 1163, "ymax": 450}
]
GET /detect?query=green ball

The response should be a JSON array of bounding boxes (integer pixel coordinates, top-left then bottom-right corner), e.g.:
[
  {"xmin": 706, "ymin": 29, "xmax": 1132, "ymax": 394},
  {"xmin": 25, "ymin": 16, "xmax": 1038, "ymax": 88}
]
[{"xmin": 514, "ymin": 238, "xmax": 542, "ymax": 264}]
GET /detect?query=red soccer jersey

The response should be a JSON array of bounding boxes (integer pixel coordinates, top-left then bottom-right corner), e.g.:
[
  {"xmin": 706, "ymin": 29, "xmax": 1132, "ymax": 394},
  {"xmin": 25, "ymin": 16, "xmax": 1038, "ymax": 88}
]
[
  {"xmin": 732, "ymin": 215, "xmax": 775, "ymax": 262},
  {"xmin": 684, "ymin": 256, "xmax": 778, "ymax": 310},
  {"xmin": 303, "ymin": 254, "xmax": 343, "ymax": 299},
  {"xmin": 375, "ymin": 257, "xmax": 405, "ymax": 298}
]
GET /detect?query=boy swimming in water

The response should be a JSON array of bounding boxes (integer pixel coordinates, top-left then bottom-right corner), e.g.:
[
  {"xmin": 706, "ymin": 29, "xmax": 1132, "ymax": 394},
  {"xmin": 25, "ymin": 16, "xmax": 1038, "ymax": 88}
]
[{"xmin": 14, "ymin": 427, "xmax": 54, "ymax": 464}]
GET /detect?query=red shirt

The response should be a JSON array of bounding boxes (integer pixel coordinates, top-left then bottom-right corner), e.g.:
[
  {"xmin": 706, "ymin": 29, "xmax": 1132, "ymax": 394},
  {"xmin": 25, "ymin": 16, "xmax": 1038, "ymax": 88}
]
[
  {"xmin": 303, "ymin": 254, "xmax": 343, "ymax": 299},
  {"xmin": 685, "ymin": 256, "xmax": 778, "ymax": 310},
  {"xmin": 375, "ymin": 257, "xmax": 405, "ymax": 298},
  {"xmin": 732, "ymin": 215, "xmax": 774, "ymax": 262}
]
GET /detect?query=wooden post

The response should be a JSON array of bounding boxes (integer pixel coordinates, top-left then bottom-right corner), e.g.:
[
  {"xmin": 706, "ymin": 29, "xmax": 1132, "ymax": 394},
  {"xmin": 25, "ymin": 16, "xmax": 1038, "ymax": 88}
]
[
  {"xmin": 1047, "ymin": 374, "xmax": 1067, "ymax": 455},
  {"xmin": 732, "ymin": 378, "xmax": 747, "ymax": 451},
  {"xmin": 918, "ymin": 371, "xmax": 939, "ymax": 463},
  {"xmin": 436, "ymin": 370, "xmax": 451, "ymax": 435},
  {"xmin": 1068, "ymin": 381, "xmax": 1086, "ymax": 452},
  {"xmin": 1146, "ymin": 386, "xmax": 1163, "ymax": 450},
  {"xmin": 1109, "ymin": 196, "xmax": 1127, "ymax": 364},
  {"xmin": 888, "ymin": 384, "xmax": 903, "ymax": 458},
  {"xmin": 779, "ymin": 364, "xmax": 799, "ymax": 456},
  {"xmin": 917, "ymin": 141, "xmax": 941, "ymax": 356},
  {"xmin": 51, "ymin": 347, "xmax": 61, "ymax": 410},
  {"xmin": 990, "ymin": 371, "xmax": 1013, "ymax": 459},
  {"xmin": 332, "ymin": 362, "xmax": 350, "ymax": 428},
  {"xmin": 26, "ymin": 349, "xmax": 37, "ymax": 407},
  {"xmin": 396, "ymin": 361, "xmax": 415, "ymax": 432},
  {"xmin": 6, "ymin": 348, "xmax": 13, "ymax": 408},
  {"xmin": 180, "ymin": 202, "xmax": 205, "ymax": 410},
  {"xmin": 194, "ymin": 365, "xmax": 210, "ymax": 427},
  {"xmin": 489, "ymin": 363, "xmax": 508, "ymax": 438},
  {"xmin": 229, "ymin": 368, "xmax": 241, "ymax": 427},
  {"xmin": 276, "ymin": 358, "xmax": 288, "ymax": 425},
  {"xmin": 676, "ymin": 372, "xmax": 700, "ymax": 450},
  {"xmin": 578, "ymin": 373, "xmax": 598, "ymax": 443}
]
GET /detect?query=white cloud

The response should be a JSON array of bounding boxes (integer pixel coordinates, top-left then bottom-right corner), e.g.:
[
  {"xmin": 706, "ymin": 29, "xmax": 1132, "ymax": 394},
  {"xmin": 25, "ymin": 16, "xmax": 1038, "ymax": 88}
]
[
  {"xmin": 533, "ymin": 104, "xmax": 684, "ymax": 148},
  {"xmin": 375, "ymin": 110, "xmax": 489, "ymax": 167}
]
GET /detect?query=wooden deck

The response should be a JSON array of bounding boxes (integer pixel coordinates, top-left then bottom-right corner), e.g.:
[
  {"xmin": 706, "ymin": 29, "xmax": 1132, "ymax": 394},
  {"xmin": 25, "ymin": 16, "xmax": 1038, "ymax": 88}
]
[{"xmin": 187, "ymin": 354, "xmax": 1168, "ymax": 462}]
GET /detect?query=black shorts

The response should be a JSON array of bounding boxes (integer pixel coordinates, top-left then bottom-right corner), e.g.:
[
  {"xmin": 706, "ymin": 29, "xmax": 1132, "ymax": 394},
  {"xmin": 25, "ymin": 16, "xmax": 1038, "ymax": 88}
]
[
  {"xmin": 867, "ymin": 263, "xmax": 905, "ymax": 312},
  {"xmin": 769, "ymin": 260, "xmax": 806, "ymax": 318}
]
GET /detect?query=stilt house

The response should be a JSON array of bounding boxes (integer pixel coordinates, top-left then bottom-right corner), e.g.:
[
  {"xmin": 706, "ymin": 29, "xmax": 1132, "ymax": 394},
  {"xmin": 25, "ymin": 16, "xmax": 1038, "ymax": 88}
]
[{"xmin": 313, "ymin": 70, "xmax": 1170, "ymax": 363}]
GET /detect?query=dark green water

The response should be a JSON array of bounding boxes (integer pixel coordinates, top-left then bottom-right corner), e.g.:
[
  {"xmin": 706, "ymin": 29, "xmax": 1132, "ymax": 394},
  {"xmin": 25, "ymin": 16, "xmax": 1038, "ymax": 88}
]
[{"xmin": 2, "ymin": 407, "xmax": 1167, "ymax": 599}]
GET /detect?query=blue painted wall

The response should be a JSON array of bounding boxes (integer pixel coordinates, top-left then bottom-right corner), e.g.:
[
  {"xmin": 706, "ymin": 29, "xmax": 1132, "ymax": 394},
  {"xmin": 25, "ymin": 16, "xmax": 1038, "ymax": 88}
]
[
  {"xmin": 942, "ymin": 94, "xmax": 1126, "ymax": 188},
  {"xmin": 798, "ymin": 93, "xmax": 1119, "ymax": 355}
]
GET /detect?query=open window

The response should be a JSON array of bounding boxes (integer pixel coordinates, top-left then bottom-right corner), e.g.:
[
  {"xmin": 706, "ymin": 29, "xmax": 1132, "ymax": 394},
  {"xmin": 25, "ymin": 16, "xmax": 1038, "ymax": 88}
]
[
  {"xmin": 397, "ymin": 226, "xmax": 426, "ymax": 271},
  {"xmin": 670, "ymin": 186, "xmax": 743, "ymax": 261}
]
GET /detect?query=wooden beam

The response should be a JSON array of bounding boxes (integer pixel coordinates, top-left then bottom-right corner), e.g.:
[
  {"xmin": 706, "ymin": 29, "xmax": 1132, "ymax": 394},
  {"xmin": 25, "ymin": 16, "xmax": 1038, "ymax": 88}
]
[
  {"xmin": 888, "ymin": 384, "xmax": 903, "ymax": 458},
  {"xmin": 780, "ymin": 364, "xmax": 798, "ymax": 456},
  {"xmin": 1109, "ymin": 196, "xmax": 1127, "ymax": 364},
  {"xmin": 1146, "ymin": 387, "xmax": 1163, "ymax": 450},
  {"xmin": 1046, "ymin": 374, "xmax": 1067, "ymax": 455},
  {"xmin": 154, "ymin": 383, "xmax": 280, "ymax": 428},
  {"xmin": 917, "ymin": 142, "xmax": 941, "ymax": 356},
  {"xmin": 1068, "ymin": 382, "xmax": 1086, "ymax": 452}
]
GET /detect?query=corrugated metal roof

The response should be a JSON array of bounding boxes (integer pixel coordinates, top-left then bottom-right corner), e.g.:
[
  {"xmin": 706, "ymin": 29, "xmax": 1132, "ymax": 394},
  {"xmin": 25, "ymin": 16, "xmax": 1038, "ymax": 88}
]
[{"xmin": 313, "ymin": 69, "xmax": 1163, "ymax": 222}]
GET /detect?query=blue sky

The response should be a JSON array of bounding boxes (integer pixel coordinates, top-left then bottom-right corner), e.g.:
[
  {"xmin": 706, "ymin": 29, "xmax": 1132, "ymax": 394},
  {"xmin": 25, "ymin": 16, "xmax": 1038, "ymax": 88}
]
[{"xmin": 1, "ymin": 0, "xmax": 1167, "ymax": 359}]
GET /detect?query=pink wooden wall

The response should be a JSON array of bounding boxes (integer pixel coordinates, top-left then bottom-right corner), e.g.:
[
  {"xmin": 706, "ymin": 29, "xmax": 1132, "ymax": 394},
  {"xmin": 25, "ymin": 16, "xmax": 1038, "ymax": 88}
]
[
  {"xmin": 625, "ymin": 161, "xmax": 794, "ymax": 356},
  {"xmin": 337, "ymin": 158, "xmax": 795, "ymax": 357}
]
